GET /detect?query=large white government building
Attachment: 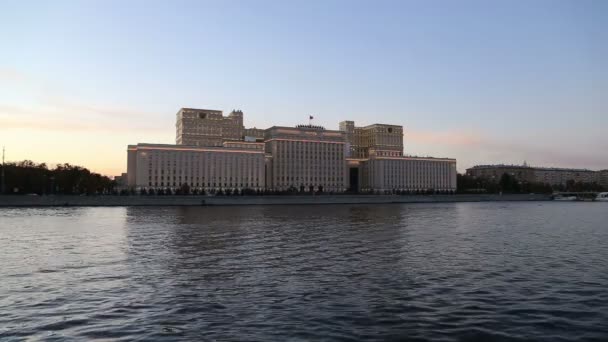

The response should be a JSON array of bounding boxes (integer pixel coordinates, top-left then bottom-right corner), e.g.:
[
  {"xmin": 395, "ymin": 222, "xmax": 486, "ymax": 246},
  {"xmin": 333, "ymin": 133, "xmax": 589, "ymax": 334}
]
[{"xmin": 127, "ymin": 108, "xmax": 457, "ymax": 193}]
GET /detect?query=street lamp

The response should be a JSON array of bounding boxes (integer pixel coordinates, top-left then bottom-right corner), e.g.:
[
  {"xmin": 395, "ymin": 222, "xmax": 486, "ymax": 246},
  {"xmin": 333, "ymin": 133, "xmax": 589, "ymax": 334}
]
[{"xmin": 1, "ymin": 146, "xmax": 5, "ymax": 195}]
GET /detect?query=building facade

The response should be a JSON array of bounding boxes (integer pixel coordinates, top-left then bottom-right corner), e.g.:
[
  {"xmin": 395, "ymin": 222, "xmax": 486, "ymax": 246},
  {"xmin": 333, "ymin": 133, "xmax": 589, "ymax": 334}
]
[
  {"xmin": 599, "ymin": 170, "xmax": 608, "ymax": 189},
  {"xmin": 176, "ymin": 108, "xmax": 244, "ymax": 146},
  {"xmin": 467, "ymin": 164, "xmax": 601, "ymax": 186},
  {"xmin": 466, "ymin": 165, "xmax": 536, "ymax": 182},
  {"xmin": 127, "ymin": 107, "xmax": 458, "ymax": 193},
  {"xmin": 339, "ymin": 121, "xmax": 404, "ymax": 158},
  {"xmin": 533, "ymin": 168, "xmax": 598, "ymax": 185},
  {"xmin": 127, "ymin": 142, "xmax": 266, "ymax": 191},
  {"xmin": 359, "ymin": 156, "xmax": 457, "ymax": 192},
  {"xmin": 264, "ymin": 125, "xmax": 347, "ymax": 192}
]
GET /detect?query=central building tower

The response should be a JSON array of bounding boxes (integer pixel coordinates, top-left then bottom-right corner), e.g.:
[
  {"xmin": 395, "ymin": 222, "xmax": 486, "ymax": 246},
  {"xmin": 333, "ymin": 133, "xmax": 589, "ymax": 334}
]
[
  {"xmin": 264, "ymin": 124, "xmax": 347, "ymax": 193},
  {"xmin": 176, "ymin": 108, "xmax": 244, "ymax": 147}
]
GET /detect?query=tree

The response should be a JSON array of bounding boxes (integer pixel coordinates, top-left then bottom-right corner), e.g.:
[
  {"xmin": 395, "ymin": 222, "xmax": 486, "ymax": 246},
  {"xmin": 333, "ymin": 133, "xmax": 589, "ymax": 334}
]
[
  {"xmin": 1, "ymin": 161, "xmax": 114, "ymax": 195},
  {"xmin": 180, "ymin": 183, "xmax": 191, "ymax": 195}
]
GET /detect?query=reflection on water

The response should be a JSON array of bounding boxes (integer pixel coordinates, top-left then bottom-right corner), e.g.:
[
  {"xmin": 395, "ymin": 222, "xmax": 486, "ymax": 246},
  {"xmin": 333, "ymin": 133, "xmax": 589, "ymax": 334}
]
[{"xmin": 1, "ymin": 203, "xmax": 608, "ymax": 341}]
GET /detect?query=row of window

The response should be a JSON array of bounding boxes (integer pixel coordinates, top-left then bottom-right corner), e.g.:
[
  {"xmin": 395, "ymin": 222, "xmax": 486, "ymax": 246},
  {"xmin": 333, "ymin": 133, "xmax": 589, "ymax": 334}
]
[
  {"xmin": 276, "ymin": 176, "xmax": 344, "ymax": 182},
  {"xmin": 149, "ymin": 176, "xmax": 260, "ymax": 181},
  {"xmin": 370, "ymin": 161, "xmax": 454, "ymax": 188},
  {"xmin": 148, "ymin": 182, "xmax": 261, "ymax": 188}
]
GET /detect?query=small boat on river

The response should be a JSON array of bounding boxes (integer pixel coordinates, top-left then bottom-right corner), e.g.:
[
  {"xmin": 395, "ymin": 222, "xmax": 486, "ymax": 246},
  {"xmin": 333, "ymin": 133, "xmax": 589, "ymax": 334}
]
[
  {"xmin": 596, "ymin": 192, "xmax": 608, "ymax": 202},
  {"xmin": 553, "ymin": 195, "xmax": 577, "ymax": 201}
]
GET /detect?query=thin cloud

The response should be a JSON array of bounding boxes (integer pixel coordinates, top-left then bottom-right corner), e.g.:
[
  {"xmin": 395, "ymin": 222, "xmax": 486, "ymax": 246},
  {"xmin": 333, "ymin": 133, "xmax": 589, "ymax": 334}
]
[
  {"xmin": 41, "ymin": 96, "xmax": 157, "ymax": 120},
  {"xmin": 0, "ymin": 104, "xmax": 167, "ymax": 134},
  {"xmin": 406, "ymin": 129, "xmax": 482, "ymax": 146},
  {"xmin": 0, "ymin": 68, "xmax": 26, "ymax": 83},
  {"xmin": 1, "ymin": 67, "xmax": 166, "ymax": 130}
]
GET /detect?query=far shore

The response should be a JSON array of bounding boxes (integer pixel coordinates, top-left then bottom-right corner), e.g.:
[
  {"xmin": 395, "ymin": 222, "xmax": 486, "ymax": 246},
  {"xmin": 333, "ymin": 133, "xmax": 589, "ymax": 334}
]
[{"xmin": 0, "ymin": 194, "xmax": 553, "ymax": 207}]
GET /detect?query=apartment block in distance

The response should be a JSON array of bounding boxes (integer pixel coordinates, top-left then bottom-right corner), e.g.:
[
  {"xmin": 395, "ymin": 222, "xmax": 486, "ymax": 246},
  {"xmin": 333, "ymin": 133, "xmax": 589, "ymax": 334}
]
[
  {"xmin": 467, "ymin": 164, "xmax": 602, "ymax": 186},
  {"xmin": 600, "ymin": 170, "xmax": 608, "ymax": 189}
]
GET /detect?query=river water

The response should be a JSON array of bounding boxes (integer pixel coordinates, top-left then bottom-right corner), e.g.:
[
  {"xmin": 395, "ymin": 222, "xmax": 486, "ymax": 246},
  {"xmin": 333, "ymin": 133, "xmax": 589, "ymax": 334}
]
[{"xmin": 1, "ymin": 202, "xmax": 607, "ymax": 341}]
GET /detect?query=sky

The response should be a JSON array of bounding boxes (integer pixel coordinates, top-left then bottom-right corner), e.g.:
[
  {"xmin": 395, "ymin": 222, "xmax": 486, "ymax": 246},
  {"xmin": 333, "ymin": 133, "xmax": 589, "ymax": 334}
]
[{"xmin": 1, "ymin": 0, "xmax": 607, "ymax": 175}]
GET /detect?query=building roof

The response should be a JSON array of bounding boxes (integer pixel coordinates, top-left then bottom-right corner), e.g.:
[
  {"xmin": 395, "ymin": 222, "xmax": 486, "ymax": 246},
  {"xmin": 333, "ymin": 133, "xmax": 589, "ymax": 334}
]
[
  {"xmin": 179, "ymin": 108, "xmax": 222, "ymax": 112},
  {"xmin": 468, "ymin": 164, "xmax": 596, "ymax": 172}
]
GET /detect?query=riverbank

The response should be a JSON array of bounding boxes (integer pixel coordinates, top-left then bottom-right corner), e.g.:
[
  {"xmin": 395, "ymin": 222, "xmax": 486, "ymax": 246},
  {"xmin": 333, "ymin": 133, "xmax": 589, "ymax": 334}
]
[{"xmin": 0, "ymin": 194, "xmax": 552, "ymax": 207}]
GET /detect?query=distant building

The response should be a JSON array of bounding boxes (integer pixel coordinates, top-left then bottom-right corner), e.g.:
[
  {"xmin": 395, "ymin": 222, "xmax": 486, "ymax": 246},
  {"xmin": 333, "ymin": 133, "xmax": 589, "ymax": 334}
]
[
  {"xmin": 127, "ymin": 107, "xmax": 457, "ymax": 193},
  {"xmin": 466, "ymin": 165, "xmax": 536, "ymax": 182},
  {"xmin": 599, "ymin": 170, "xmax": 608, "ymax": 188},
  {"xmin": 534, "ymin": 167, "xmax": 598, "ymax": 185},
  {"xmin": 114, "ymin": 173, "xmax": 127, "ymax": 190},
  {"xmin": 466, "ymin": 164, "xmax": 601, "ymax": 186}
]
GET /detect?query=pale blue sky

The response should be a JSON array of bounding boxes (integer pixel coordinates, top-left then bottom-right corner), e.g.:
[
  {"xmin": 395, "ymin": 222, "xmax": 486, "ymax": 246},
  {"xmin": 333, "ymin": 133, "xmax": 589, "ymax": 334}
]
[{"xmin": 1, "ymin": 0, "xmax": 606, "ymax": 175}]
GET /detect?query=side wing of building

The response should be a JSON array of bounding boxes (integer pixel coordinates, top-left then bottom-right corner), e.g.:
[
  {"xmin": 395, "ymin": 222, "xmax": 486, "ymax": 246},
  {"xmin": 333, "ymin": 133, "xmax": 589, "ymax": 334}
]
[
  {"xmin": 127, "ymin": 143, "xmax": 265, "ymax": 191},
  {"xmin": 359, "ymin": 156, "xmax": 457, "ymax": 192}
]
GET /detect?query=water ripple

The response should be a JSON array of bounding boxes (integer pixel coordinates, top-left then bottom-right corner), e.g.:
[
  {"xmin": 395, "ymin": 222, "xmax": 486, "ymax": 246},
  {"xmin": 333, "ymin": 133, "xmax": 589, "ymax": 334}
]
[{"xmin": 1, "ymin": 203, "xmax": 608, "ymax": 341}]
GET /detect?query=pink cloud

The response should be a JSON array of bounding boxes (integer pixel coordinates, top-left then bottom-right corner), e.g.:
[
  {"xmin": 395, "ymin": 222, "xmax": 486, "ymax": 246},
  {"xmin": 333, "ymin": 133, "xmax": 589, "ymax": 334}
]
[
  {"xmin": 0, "ymin": 103, "xmax": 167, "ymax": 133},
  {"xmin": 406, "ymin": 129, "xmax": 482, "ymax": 146}
]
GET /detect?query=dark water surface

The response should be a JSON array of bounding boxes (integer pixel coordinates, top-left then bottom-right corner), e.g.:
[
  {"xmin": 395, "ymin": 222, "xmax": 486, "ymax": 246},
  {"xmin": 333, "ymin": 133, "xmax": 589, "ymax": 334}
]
[{"xmin": 1, "ymin": 202, "xmax": 608, "ymax": 341}]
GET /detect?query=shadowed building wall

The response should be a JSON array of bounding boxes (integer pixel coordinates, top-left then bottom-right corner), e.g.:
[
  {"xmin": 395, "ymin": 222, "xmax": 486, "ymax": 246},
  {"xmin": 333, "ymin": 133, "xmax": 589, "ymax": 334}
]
[{"xmin": 467, "ymin": 164, "xmax": 601, "ymax": 186}]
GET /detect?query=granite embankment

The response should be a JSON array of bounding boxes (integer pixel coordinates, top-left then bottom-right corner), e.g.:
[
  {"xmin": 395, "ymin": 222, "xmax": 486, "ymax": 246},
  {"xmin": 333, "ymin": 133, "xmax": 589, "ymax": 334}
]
[{"xmin": 0, "ymin": 194, "xmax": 552, "ymax": 207}]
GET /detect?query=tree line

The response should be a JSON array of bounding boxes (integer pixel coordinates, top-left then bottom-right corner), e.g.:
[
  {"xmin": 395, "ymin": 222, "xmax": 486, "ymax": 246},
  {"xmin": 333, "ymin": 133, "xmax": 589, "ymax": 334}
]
[
  {"xmin": 457, "ymin": 173, "xmax": 605, "ymax": 194},
  {"xmin": 0, "ymin": 160, "xmax": 115, "ymax": 195}
]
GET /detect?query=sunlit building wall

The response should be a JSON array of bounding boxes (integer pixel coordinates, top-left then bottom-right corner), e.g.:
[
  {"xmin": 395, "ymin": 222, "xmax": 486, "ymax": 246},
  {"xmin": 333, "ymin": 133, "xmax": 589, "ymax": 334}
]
[
  {"xmin": 128, "ymin": 107, "xmax": 459, "ymax": 193},
  {"xmin": 176, "ymin": 108, "xmax": 244, "ymax": 147},
  {"xmin": 264, "ymin": 125, "xmax": 348, "ymax": 192},
  {"xmin": 358, "ymin": 155, "xmax": 457, "ymax": 192},
  {"xmin": 127, "ymin": 142, "xmax": 265, "ymax": 191},
  {"xmin": 339, "ymin": 121, "xmax": 404, "ymax": 158}
]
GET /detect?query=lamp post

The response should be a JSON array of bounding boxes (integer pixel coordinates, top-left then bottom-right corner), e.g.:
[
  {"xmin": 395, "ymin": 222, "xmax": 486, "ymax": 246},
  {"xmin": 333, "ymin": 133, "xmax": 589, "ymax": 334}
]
[{"xmin": 1, "ymin": 146, "xmax": 5, "ymax": 195}]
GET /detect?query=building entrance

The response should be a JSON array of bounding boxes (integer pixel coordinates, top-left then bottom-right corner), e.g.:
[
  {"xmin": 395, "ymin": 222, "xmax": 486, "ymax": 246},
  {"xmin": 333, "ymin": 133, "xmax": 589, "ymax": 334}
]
[{"xmin": 349, "ymin": 168, "xmax": 359, "ymax": 192}]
